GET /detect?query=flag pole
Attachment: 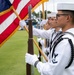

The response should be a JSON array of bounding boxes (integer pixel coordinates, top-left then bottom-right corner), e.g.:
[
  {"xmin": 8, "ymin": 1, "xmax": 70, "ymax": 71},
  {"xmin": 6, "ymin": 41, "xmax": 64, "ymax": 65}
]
[
  {"xmin": 41, "ymin": 2, "xmax": 47, "ymax": 48},
  {"xmin": 33, "ymin": 39, "xmax": 48, "ymax": 61},
  {"xmin": 10, "ymin": 4, "xmax": 48, "ymax": 62},
  {"xmin": 42, "ymin": 2, "xmax": 45, "ymax": 19}
]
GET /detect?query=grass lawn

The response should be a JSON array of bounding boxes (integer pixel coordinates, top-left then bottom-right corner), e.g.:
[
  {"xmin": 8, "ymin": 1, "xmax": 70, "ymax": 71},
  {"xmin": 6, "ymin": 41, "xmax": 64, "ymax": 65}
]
[{"xmin": 0, "ymin": 30, "xmax": 40, "ymax": 75}]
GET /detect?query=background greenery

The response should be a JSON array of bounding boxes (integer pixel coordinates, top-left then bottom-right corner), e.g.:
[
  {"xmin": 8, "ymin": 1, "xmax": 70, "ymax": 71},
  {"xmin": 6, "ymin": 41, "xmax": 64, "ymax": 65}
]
[{"xmin": 0, "ymin": 30, "xmax": 40, "ymax": 75}]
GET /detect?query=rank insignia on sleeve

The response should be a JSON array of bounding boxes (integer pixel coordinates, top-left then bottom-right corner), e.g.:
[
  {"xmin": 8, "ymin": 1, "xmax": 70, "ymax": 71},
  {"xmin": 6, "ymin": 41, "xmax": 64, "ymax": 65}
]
[{"xmin": 52, "ymin": 53, "xmax": 58, "ymax": 64}]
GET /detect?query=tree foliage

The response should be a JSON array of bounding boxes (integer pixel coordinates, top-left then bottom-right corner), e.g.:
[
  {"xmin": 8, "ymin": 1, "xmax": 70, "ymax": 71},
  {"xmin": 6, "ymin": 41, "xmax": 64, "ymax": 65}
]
[{"xmin": 32, "ymin": 10, "xmax": 51, "ymax": 19}]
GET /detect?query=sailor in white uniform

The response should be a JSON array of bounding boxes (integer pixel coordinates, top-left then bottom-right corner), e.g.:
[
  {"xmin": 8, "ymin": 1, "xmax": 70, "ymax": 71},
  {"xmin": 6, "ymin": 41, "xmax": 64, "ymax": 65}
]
[
  {"xmin": 37, "ymin": 12, "xmax": 58, "ymax": 62},
  {"xmin": 32, "ymin": 12, "xmax": 61, "ymax": 54},
  {"xmin": 25, "ymin": 3, "xmax": 74, "ymax": 75}
]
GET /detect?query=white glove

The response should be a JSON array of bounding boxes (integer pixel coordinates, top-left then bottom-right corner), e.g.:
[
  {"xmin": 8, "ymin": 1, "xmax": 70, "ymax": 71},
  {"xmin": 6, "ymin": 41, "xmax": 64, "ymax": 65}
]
[
  {"xmin": 40, "ymin": 19, "xmax": 47, "ymax": 27},
  {"xmin": 43, "ymin": 47, "xmax": 50, "ymax": 53},
  {"xmin": 25, "ymin": 53, "xmax": 39, "ymax": 66},
  {"xmin": 37, "ymin": 38, "xmax": 42, "ymax": 42},
  {"xmin": 19, "ymin": 20, "xmax": 26, "ymax": 28}
]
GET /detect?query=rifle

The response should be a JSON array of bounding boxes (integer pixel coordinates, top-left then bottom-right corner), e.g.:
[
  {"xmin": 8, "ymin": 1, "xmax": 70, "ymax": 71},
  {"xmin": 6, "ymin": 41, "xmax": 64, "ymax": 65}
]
[
  {"xmin": 26, "ymin": 5, "xmax": 34, "ymax": 75},
  {"xmin": 38, "ymin": 41, "xmax": 42, "ymax": 61}
]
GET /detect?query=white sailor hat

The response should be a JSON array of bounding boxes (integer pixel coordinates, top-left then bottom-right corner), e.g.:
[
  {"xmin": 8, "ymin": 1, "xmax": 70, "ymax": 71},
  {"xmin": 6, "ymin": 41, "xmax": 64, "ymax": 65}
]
[
  {"xmin": 57, "ymin": 3, "xmax": 74, "ymax": 11},
  {"xmin": 40, "ymin": 19, "xmax": 47, "ymax": 26},
  {"xmin": 47, "ymin": 12, "xmax": 56, "ymax": 18}
]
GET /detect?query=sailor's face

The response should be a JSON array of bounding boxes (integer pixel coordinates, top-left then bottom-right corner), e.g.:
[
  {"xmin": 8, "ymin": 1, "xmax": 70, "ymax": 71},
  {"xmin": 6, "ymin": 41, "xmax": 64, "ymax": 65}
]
[
  {"xmin": 56, "ymin": 11, "xmax": 68, "ymax": 28},
  {"xmin": 44, "ymin": 21, "xmax": 50, "ymax": 30},
  {"xmin": 48, "ymin": 17, "xmax": 57, "ymax": 28}
]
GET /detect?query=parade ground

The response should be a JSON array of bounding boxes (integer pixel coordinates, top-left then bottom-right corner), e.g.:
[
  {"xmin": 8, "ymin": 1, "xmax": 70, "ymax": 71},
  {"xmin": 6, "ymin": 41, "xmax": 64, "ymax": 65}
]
[{"xmin": 0, "ymin": 30, "xmax": 39, "ymax": 75}]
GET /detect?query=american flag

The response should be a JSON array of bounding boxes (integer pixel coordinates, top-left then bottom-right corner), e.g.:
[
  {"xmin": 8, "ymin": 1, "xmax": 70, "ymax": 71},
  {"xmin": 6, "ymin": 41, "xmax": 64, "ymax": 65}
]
[{"xmin": 0, "ymin": 0, "xmax": 48, "ymax": 47}]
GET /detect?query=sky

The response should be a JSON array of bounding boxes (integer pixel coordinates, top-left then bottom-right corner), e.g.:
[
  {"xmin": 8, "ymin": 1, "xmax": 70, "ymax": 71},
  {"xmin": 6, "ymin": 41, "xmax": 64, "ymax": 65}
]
[{"xmin": 35, "ymin": 0, "xmax": 74, "ymax": 13}]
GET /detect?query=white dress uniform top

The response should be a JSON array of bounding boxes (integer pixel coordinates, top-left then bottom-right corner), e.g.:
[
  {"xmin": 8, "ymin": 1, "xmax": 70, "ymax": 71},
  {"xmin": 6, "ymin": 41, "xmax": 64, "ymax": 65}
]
[
  {"xmin": 33, "ymin": 27, "xmax": 55, "ymax": 42},
  {"xmin": 36, "ymin": 28, "xmax": 74, "ymax": 75},
  {"xmin": 33, "ymin": 27, "xmax": 61, "ymax": 45}
]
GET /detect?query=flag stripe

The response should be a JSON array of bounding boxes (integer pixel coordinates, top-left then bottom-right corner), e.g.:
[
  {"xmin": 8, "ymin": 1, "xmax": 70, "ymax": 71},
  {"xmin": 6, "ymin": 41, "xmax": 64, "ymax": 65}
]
[
  {"xmin": 0, "ymin": 18, "xmax": 19, "ymax": 44},
  {"xmin": 19, "ymin": 0, "xmax": 41, "ymax": 19}
]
